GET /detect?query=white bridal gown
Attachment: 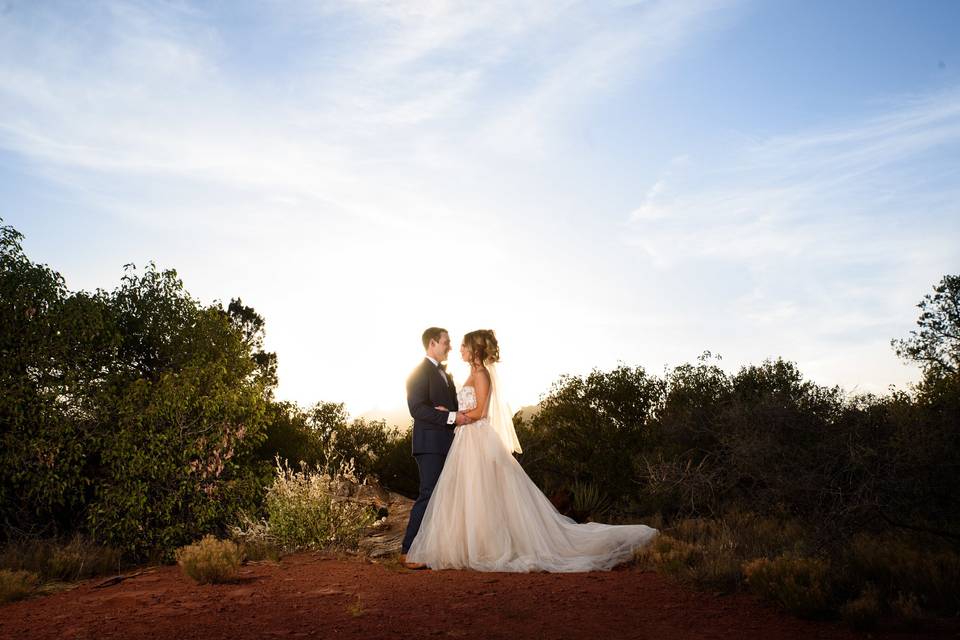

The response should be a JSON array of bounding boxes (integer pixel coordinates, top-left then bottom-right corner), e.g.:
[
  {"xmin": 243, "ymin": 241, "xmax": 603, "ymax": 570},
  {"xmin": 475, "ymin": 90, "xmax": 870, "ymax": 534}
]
[{"xmin": 406, "ymin": 382, "xmax": 658, "ymax": 572}]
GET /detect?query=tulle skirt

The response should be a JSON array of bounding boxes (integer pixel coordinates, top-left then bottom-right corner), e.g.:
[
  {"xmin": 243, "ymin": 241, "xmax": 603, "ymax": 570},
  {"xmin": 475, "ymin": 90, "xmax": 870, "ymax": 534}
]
[{"xmin": 405, "ymin": 418, "xmax": 658, "ymax": 572}]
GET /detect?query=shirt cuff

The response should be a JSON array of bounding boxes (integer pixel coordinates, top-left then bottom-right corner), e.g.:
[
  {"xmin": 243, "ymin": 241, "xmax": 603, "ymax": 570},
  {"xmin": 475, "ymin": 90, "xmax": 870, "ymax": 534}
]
[{"xmin": 447, "ymin": 411, "xmax": 457, "ymax": 425}]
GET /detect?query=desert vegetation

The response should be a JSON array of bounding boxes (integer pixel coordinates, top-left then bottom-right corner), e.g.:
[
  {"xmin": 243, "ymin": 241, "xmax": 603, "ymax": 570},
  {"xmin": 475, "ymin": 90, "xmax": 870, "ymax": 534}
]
[
  {"xmin": 517, "ymin": 275, "xmax": 960, "ymax": 627},
  {"xmin": 1, "ymin": 217, "xmax": 957, "ymax": 628}
]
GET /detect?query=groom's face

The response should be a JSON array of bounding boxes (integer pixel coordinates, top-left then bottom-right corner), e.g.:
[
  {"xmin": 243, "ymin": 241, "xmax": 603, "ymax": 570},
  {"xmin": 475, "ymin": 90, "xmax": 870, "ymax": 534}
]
[{"xmin": 431, "ymin": 332, "xmax": 451, "ymax": 362}]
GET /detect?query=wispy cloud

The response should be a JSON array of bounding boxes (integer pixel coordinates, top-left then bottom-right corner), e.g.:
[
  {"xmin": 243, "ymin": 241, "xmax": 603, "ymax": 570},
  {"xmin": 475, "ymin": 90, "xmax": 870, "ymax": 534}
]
[
  {"xmin": 628, "ymin": 89, "xmax": 960, "ymax": 266},
  {"xmin": 0, "ymin": 0, "xmax": 727, "ymax": 224},
  {"xmin": 623, "ymin": 90, "xmax": 960, "ymax": 391},
  {"xmin": 0, "ymin": 0, "xmax": 732, "ymax": 411}
]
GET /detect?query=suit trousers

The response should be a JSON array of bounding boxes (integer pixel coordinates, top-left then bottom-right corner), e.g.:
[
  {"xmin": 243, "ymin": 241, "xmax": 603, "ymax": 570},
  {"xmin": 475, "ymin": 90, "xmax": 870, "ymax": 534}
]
[{"xmin": 401, "ymin": 453, "xmax": 446, "ymax": 553}]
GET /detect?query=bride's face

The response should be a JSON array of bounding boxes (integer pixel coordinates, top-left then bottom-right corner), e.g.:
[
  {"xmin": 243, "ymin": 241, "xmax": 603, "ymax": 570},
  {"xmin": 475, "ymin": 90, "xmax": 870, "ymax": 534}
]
[{"xmin": 460, "ymin": 341, "xmax": 473, "ymax": 363}]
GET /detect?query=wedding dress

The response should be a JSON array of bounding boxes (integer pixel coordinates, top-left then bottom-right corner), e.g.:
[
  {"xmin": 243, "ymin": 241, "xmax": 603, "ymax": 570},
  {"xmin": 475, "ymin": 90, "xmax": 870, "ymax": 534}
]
[{"xmin": 405, "ymin": 364, "xmax": 658, "ymax": 572}]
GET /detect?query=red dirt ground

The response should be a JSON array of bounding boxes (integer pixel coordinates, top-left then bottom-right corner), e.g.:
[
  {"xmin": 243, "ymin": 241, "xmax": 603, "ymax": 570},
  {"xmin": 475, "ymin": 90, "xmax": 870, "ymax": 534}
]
[{"xmin": 0, "ymin": 551, "xmax": 952, "ymax": 640}]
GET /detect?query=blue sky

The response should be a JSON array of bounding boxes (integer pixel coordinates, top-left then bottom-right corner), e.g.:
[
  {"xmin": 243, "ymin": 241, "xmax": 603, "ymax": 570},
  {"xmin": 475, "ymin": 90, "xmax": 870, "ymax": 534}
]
[{"xmin": 2, "ymin": 0, "xmax": 958, "ymax": 417}]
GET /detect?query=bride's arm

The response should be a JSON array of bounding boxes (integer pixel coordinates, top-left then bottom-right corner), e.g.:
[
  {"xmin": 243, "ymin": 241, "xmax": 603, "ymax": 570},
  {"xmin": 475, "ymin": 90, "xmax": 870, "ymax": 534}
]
[{"xmin": 460, "ymin": 369, "xmax": 490, "ymax": 421}]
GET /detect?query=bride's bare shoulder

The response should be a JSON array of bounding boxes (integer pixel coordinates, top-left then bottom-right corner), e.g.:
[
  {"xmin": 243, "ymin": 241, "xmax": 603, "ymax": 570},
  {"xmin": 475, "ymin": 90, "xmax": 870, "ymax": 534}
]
[{"xmin": 474, "ymin": 367, "xmax": 491, "ymax": 389}]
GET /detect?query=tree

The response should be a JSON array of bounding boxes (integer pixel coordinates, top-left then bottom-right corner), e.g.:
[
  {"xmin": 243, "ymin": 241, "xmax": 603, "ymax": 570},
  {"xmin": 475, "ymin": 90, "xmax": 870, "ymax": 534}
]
[
  {"xmin": 892, "ymin": 275, "xmax": 960, "ymax": 378},
  {"xmin": 0, "ymin": 219, "xmax": 274, "ymax": 558},
  {"xmin": 520, "ymin": 365, "xmax": 664, "ymax": 503},
  {"xmin": 226, "ymin": 298, "xmax": 278, "ymax": 391}
]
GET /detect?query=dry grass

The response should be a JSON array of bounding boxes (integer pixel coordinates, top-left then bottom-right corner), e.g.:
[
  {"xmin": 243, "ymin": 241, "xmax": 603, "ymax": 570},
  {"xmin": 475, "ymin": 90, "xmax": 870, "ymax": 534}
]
[
  {"xmin": 0, "ymin": 569, "xmax": 40, "ymax": 604},
  {"xmin": 238, "ymin": 539, "xmax": 283, "ymax": 563},
  {"xmin": 743, "ymin": 554, "xmax": 832, "ymax": 618},
  {"xmin": 174, "ymin": 535, "xmax": 244, "ymax": 584},
  {"xmin": 840, "ymin": 583, "xmax": 882, "ymax": 630},
  {"xmin": 634, "ymin": 535, "xmax": 703, "ymax": 578},
  {"xmin": 634, "ymin": 511, "xmax": 960, "ymax": 629},
  {"xmin": 0, "ymin": 533, "xmax": 122, "ymax": 582},
  {"xmin": 347, "ymin": 593, "xmax": 365, "ymax": 617},
  {"xmin": 229, "ymin": 453, "xmax": 376, "ymax": 554},
  {"xmin": 634, "ymin": 510, "xmax": 810, "ymax": 592},
  {"xmin": 847, "ymin": 531, "xmax": 960, "ymax": 615}
]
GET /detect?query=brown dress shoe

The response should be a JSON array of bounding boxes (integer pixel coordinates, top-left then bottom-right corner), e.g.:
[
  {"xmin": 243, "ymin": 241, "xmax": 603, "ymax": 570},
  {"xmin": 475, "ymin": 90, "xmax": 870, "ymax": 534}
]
[{"xmin": 399, "ymin": 553, "xmax": 428, "ymax": 570}]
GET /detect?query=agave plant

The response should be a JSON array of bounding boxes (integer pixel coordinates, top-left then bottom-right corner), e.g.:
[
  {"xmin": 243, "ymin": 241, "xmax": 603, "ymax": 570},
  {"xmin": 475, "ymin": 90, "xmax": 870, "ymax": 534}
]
[{"xmin": 570, "ymin": 480, "xmax": 611, "ymax": 522}]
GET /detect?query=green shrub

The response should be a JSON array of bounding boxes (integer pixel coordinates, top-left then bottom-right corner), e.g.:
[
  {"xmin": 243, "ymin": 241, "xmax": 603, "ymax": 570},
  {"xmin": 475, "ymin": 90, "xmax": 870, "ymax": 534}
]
[
  {"xmin": 174, "ymin": 535, "xmax": 243, "ymax": 584},
  {"xmin": 0, "ymin": 569, "xmax": 40, "ymax": 604},
  {"xmin": 0, "ymin": 223, "xmax": 274, "ymax": 563},
  {"xmin": 254, "ymin": 401, "xmax": 419, "ymax": 498},
  {"xmin": 743, "ymin": 554, "xmax": 832, "ymax": 617},
  {"xmin": 235, "ymin": 453, "xmax": 376, "ymax": 553},
  {"xmin": 521, "ymin": 365, "xmax": 663, "ymax": 503}
]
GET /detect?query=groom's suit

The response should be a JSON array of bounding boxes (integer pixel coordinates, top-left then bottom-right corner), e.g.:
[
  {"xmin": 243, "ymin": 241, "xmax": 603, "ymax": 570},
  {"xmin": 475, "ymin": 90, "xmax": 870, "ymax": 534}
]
[{"xmin": 401, "ymin": 357, "xmax": 459, "ymax": 554}]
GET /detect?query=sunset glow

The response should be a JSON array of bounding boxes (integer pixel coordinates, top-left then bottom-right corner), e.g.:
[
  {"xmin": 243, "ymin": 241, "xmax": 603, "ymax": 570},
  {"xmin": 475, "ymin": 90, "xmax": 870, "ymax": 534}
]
[{"xmin": 3, "ymin": 1, "xmax": 959, "ymax": 419}]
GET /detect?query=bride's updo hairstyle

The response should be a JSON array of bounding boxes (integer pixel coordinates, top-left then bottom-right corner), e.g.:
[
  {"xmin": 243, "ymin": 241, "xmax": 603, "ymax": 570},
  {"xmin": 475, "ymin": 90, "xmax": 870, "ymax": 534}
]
[{"xmin": 463, "ymin": 329, "xmax": 500, "ymax": 365}]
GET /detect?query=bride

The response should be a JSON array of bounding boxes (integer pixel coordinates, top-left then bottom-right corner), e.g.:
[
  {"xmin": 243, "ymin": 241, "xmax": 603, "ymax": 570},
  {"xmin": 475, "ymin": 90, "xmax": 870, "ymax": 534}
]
[{"xmin": 405, "ymin": 329, "xmax": 658, "ymax": 572}]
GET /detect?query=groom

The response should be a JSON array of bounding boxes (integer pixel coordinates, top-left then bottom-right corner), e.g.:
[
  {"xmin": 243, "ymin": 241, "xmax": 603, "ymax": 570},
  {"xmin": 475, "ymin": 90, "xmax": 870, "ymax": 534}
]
[{"xmin": 400, "ymin": 327, "xmax": 472, "ymax": 569}]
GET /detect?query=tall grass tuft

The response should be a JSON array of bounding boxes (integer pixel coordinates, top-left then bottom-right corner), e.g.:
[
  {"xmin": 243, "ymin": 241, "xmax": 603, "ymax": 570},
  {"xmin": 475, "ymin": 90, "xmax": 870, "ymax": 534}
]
[
  {"xmin": 175, "ymin": 535, "xmax": 243, "ymax": 584},
  {"xmin": 840, "ymin": 584, "xmax": 882, "ymax": 630},
  {"xmin": 743, "ymin": 554, "xmax": 832, "ymax": 618},
  {"xmin": 0, "ymin": 534, "xmax": 123, "ymax": 582},
  {"xmin": 0, "ymin": 569, "xmax": 40, "ymax": 604},
  {"xmin": 228, "ymin": 510, "xmax": 283, "ymax": 561},
  {"xmin": 634, "ymin": 535, "xmax": 703, "ymax": 579}
]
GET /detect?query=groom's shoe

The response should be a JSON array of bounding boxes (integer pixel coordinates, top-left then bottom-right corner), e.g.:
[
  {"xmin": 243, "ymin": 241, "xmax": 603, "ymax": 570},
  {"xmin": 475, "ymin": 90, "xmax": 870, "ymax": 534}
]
[{"xmin": 400, "ymin": 554, "xmax": 428, "ymax": 570}]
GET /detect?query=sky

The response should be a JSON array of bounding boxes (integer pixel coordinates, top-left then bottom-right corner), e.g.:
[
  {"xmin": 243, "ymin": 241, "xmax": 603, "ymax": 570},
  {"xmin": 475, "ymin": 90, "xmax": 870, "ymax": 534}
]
[{"xmin": 2, "ymin": 0, "xmax": 959, "ymax": 420}]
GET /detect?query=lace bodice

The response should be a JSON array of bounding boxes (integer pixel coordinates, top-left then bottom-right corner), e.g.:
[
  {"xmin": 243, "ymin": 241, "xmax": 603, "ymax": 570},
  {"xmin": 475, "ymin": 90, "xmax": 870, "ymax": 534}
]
[{"xmin": 457, "ymin": 385, "xmax": 477, "ymax": 411}]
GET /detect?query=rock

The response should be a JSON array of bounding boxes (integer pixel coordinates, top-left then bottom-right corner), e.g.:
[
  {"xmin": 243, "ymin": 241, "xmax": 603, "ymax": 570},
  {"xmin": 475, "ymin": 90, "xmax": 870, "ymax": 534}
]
[{"xmin": 358, "ymin": 490, "xmax": 414, "ymax": 558}]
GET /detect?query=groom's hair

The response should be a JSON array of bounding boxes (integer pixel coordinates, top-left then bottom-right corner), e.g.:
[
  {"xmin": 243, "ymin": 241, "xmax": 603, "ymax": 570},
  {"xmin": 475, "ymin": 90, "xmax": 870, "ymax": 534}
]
[{"xmin": 422, "ymin": 327, "xmax": 448, "ymax": 349}]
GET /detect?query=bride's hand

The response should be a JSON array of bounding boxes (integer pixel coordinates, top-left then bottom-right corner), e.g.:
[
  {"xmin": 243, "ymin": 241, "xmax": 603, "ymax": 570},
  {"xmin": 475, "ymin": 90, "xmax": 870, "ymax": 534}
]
[{"xmin": 435, "ymin": 405, "xmax": 449, "ymax": 411}]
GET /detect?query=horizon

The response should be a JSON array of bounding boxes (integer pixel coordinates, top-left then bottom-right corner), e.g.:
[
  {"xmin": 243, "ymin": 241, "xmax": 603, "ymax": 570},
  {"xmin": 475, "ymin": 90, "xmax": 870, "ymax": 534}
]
[{"xmin": 3, "ymin": 1, "xmax": 958, "ymax": 416}]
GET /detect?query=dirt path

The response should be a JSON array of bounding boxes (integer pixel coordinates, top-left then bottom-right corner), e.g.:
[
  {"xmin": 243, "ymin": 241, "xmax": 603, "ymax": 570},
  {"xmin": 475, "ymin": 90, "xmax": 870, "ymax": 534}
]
[{"xmin": 0, "ymin": 551, "xmax": 946, "ymax": 640}]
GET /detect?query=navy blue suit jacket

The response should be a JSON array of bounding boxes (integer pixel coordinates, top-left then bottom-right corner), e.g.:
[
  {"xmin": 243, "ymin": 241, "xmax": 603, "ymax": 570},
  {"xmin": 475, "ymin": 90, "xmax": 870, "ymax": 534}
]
[{"xmin": 407, "ymin": 358, "xmax": 458, "ymax": 455}]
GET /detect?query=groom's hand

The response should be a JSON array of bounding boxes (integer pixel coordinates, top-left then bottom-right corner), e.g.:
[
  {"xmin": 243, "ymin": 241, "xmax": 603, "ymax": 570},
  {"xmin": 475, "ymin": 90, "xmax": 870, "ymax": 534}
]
[
  {"xmin": 455, "ymin": 411, "xmax": 472, "ymax": 426},
  {"xmin": 434, "ymin": 405, "xmax": 449, "ymax": 411}
]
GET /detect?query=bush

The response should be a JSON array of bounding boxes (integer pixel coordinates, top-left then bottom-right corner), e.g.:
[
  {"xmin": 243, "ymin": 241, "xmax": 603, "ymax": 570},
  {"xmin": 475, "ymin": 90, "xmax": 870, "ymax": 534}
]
[
  {"xmin": 0, "ymin": 222, "xmax": 275, "ymax": 562},
  {"xmin": 520, "ymin": 365, "xmax": 663, "ymax": 503},
  {"xmin": 0, "ymin": 534, "xmax": 122, "ymax": 582},
  {"xmin": 254, "ymin": 401, "xmax": 419, "ymax": 498},
  {"xmin": 840, "ymin": 584, "xmax": 881, "ymax": 630},
  {"xmin": 227, "ymin": 511, "xmax": 283, "ymax": 562},
  {"xmin": 174, "ymin": 535, "xmax": 243, "ymax": 584},
  {"xmin": 846, "ymin": 532, "xmax": 960, "ymax": 615},
  {"xmin": 233, "ymin": 452, "xmax": 376, "ymax": 553},
  {"xmin": 633, "ymin": 535, "xmax": 703, "ymax": 579},
  {"xmin": 0, "ymin": 569, "xmax": 40, "ymax": 604},
  {"xmin": 238, "ymin": 539, "xmax": 283, "ymax": 563},
  {"xmin": 570, "ymin": 480, "xmax": 611, "ymax": 522},
  {"xmin": 743, "ymin": 554, "xmax": 832, "ymax": 618},
  {"xmin": 634, "ymin": 512, "xmax": 808, "ymax": 592},
  {"xmin": 889, "ymin": 591, "xmax": 924, "ymax": 627}
]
